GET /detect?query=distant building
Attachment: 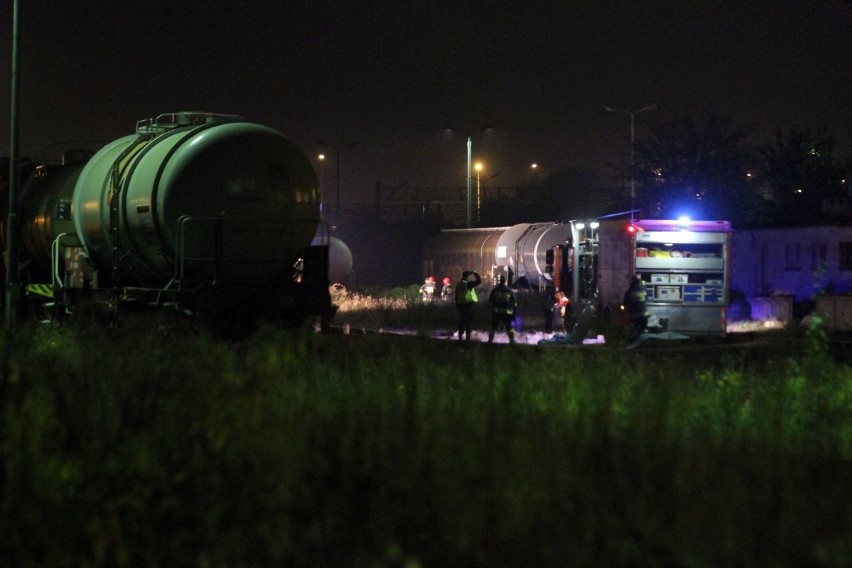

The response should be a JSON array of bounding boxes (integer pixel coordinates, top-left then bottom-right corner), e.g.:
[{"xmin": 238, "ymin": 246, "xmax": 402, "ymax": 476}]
[{"xmin": 731, "ymin": 224, "xmax": 852, "ymax": 300}]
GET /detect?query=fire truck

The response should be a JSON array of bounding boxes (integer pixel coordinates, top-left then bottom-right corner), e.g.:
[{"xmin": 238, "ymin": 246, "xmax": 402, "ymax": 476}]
[{"xmin": 550, "ymin": 218, "xmax": 733, "ymax": 336}]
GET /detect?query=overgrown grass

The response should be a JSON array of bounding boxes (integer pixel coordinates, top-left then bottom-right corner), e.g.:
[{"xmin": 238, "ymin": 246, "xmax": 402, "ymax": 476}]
[{"xmin": 1, "ymin": 314, "xmax": 851, "ymax": 567}]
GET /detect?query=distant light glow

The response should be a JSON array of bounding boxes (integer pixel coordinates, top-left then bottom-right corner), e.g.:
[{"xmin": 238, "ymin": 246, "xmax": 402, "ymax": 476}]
[
  {"xmin": 575, "ymin": 222, "xmax": 585, "ymax": 230},
  {"xmin": 590, "ymin": 221, "xmax": 599, "ymax": 229}
]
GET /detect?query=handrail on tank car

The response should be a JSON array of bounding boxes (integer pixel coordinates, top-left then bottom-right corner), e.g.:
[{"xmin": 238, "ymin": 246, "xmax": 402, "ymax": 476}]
[
  {"xmin": 512, "ymin": 222, "xmax": 549, "ymax": 284},
  {"xmin": 50, "ymin": 232, "xmax": 86, "ymax": 289},
  {"xmin": 51, "ymin": 233, "xmax": 68, "ymax": 289},
  {"xmin": 136, "ymin": 112, "xmax": 243, "ymax": 135}
]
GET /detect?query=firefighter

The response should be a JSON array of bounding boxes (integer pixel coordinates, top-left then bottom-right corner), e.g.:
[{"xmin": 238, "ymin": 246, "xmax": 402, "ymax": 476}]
[
  {"xmin": 439, "ymin": 276, "xmax": 454, "ymax": 302},
  {"xmin": 623, "ymin": 274, "xmax": 649, "ymax": 339},
  {"xmin": 488, "ymin": 274, "xmax": 517, "ymax": 344},
  {"xmin": 420, "ymin": 275, "xmax": 437, "ymax": 304},
  {"xmin": 454, "ymin": 270, "xmax": 481, "ymax": 341},
  {"xmin": 552, "ymin": 289, "xmax": 570, "ymax": 333}
]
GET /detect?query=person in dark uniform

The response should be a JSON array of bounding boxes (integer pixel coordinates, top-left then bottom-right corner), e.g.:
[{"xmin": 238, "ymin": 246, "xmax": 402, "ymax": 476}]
[
  {"xmin": 439, "ymin": 276, "xmax": 454, "ymax": 302},
  {"xmin": 623, "ymin": 274, "xmax": 649, "ymax": 339},
  {"xmin": 454, "ymin": 270, "xmax": 481, "ymax": 341},
  {"xmin": 420, "ymin": 275, "xmax": 436, "ymax": 304},
  {"xmin": 488, "ymin": 274, "xmax": 517, "ymax": 343}
]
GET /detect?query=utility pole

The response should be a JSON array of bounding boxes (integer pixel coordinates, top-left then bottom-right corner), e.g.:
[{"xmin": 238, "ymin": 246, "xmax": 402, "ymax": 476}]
[
  {"xmin": 316, "ymin": 139, "xmax": 360, "ymax": 227},
  {"xmin": 447, "ymin": 125, "xmax": 493, "ymax": 228},
  {"xmin": 5, "ymin": 0, "xmax": 21, "ymax": 336},
  {"xmin": 604, "ymin": 104, "xmax": 657, "ymax": 221},
  {"xmin": 3, "ymin": 0, "xmax": 22, "ymax": 392}
]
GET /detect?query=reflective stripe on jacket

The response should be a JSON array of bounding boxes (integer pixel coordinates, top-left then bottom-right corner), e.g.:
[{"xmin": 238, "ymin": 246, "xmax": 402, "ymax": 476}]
[{"xmin": 489, "ymin": 286, "xmax": 515, "ymax": 314}]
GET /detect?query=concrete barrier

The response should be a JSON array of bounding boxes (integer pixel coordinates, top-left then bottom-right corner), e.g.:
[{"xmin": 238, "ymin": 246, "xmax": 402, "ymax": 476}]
[{"xmin": 815, "ymin": 296, "xmax": 852, "ymax": 330}]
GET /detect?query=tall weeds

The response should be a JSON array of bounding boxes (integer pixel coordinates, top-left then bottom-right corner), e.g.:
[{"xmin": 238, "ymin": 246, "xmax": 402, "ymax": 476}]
[{"xmin": 0, "ymin": 318, "xmax": 850, "ymax": 567}]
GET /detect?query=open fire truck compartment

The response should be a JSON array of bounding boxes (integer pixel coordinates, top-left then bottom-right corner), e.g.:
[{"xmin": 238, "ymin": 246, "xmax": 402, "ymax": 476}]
[
  {"xmin": 558, "ymin": 218, "xmax": 733, "ymax": 335},
  {"xmin": 422, "ymin": 218, "xmax": 733, "ymax": 336}
]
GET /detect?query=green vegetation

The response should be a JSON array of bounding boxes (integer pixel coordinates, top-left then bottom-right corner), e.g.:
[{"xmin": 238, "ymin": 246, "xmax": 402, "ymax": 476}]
[{"xmin": 1, "ymin": 312, "xmax": 851, "ymax": 567}]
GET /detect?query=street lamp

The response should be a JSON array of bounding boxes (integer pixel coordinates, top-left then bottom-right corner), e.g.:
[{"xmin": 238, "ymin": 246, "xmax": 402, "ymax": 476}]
[
  {"xmin": 474, "ymin": 162, "xmax": 483, "ymax": 225},
  {"xmin": 317, "ymin": 153, "xmax": 325, "ymax": 217},
  {"xmin": 447, "ymin": 125, "xmax": 493, "ymax": 228},
  {"xmin": 316, "ymin": 139, "xmax": 360, "ymax": 227},
  {"xmin": 603, "ymin": 104, "xmax": 656, "ymax": 219}
]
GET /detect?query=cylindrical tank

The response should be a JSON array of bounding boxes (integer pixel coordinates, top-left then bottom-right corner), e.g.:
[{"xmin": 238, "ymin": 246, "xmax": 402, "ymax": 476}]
[
  {"xmin": 497, "ymin": 222, "xmax": 572, "ymax": 284},
  {"xmin": 18, "ymin": 163, "xmax": 85, "ymax": 264},
  {"xmin": 422, "ymin": 223, "xmax": 572, "ymax": 288},
  {"xmin": 421, "ymin": 227, "xmax": 509, "ymax": 284},
  {"xmin": 72, "ymin": 113, "xmax": 319, "ymax": 286},
  {"xmin": 311, "ymin": 234, "xmax": 353, "ymax": 284}
]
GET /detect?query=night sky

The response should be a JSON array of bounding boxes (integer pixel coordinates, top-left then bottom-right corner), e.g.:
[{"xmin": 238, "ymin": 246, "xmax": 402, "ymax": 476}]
[{"xmin": 1, "ymin": 1, "xmax": 850, "ymax": 202}]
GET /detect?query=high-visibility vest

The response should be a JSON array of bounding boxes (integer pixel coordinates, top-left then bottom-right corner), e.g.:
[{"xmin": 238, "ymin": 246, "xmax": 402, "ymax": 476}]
[{"xmin": 455, "ymin": 281, "xmax": 477, "ymax": 305}]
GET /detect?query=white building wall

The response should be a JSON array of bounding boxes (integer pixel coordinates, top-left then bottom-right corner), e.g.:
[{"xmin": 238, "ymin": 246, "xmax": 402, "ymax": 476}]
[{"xmin": 731, "ymin": 226, "xmax": 852, "ymax": 300}]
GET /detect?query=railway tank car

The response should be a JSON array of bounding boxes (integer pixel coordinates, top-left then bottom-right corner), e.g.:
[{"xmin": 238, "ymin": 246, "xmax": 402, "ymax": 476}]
[
  {"xmin": 422, "ymin": 223, "xmax": 572, "ymax": 289},
  {"xmin": 311, "ymin": 234, "xmax": 353, "ymax": 284},
  {"xmin": 4, "ymin": 111, "xmax": 335, "ymax": 327}
]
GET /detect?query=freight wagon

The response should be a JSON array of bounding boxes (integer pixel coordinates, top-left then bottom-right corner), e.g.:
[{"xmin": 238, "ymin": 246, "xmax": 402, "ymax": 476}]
[{"xmin": 3, "ymin": 111, "xmax": 338, "ymax": 329}]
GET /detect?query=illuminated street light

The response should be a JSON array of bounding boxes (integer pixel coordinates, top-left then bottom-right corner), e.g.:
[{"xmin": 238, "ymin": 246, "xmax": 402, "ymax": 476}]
[
  {"xmin": 603, "ymin": 104, "xmax": 656, "ymax": 220},
  {"xmin": 474, "ymin": 162, "xmax": 483, "ymax": 225},
  {"xmin": 315, "ymin": 139, "xmax": 360, "ymax": 227},
  {"xmin": 317, "ymin": 153, "xmax": 326, "ymax": 217},
  {"xmin": 446, "ymin": 125, "xmax": 493, "ymax": 228}
]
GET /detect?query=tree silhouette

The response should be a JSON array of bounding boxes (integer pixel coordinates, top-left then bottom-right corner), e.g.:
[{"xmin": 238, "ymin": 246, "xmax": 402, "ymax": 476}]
[
  {"xmin": 633, "ymin": 113, "xmax": 762, "ymax": 223},
  {"xmin": 757, "ymin": 128, "xmax": 846, "ymax": 223}
]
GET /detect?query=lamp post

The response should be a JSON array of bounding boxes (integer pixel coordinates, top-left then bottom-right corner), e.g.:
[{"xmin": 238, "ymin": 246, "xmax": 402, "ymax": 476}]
[
  {"xmin": 317, "ymin": 153, "xmax": 325, "ymax": 218},
  {"xmin": 603, "ymin": 104, "xmax": 656, "ymax": 218},
  {"xmin": 474, "ymin": 162, "xmax": 483, "ymax": 225},
  {"xmin": 316, "ymin": 139, "xmax": 360, "ymax": 227},
  {"xmin": 447, "ymin": 125, "xmax": 493, "ymax": 228}
]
